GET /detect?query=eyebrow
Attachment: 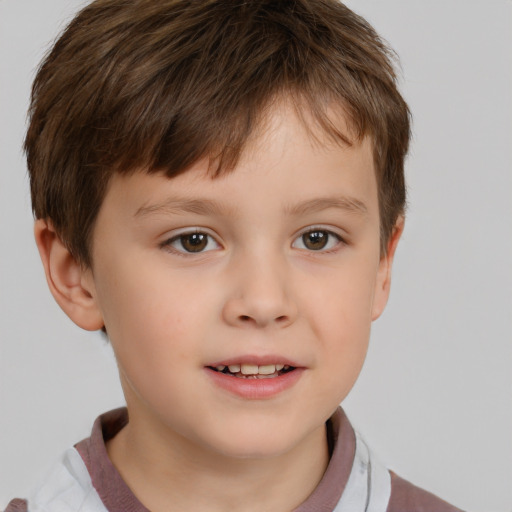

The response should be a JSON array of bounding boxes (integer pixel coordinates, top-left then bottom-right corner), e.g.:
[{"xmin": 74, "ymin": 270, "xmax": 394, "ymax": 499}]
[
  {"xmin": 134, "ymin": 198, "xmax": 237, "ymax": 218},
  {"xmin": 135, "ymin": 195, "xmax": 368, "ymax": 219},
  {"xmin": 285, "ymin": 196, "xmax": 368, "ymax": 217}
]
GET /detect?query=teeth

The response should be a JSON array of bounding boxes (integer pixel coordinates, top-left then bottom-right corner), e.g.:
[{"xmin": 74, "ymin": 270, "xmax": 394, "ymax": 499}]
[
  {"xmin": 258, "ymin": 364, "xmax": 276, "ymax": 375},
  {"xmin": 240, "ymin": 364, "xmax": 259, "ymax": 375},
  {"xmin": 214, "ymin": 363, "xmax": 292, "ymax": 375},
  {"xmin": 239, "ymin": 363, "xmax": 288, "ymax": 375}
]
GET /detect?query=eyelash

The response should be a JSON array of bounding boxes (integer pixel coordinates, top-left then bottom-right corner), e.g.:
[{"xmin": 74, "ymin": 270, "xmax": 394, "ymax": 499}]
[{"xmin": 160, "ymin": 227, "xmax": 345, "ymax": 256}]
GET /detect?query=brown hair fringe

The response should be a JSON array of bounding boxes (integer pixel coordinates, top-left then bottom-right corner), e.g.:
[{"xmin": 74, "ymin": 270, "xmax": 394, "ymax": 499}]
[{"xmin": 26, "ymin": 0, "xmax": 411, "ymax": 267}]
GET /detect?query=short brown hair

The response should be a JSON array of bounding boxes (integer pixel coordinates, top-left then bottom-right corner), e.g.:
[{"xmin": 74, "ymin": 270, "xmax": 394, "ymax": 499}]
[{"xmin": 26, "ymin": 0, "xmax": 410, "ymax": 267}]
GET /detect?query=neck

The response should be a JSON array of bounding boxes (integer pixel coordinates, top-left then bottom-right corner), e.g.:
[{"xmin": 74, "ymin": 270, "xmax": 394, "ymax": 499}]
[{"xmin": 107, "ymin": 412, "xmax": 329, "ymax": 512}]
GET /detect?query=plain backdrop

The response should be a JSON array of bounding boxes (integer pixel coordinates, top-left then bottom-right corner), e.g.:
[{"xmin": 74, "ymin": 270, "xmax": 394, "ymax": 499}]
[{"xmin": 1, "ymin": 1, "xmax": 511, "ymax": 511}]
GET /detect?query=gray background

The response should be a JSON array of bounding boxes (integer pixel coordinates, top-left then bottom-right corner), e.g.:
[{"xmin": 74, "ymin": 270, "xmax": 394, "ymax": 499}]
[{"xmin": 1, "ymin": 1, "xmax": 511, "ymax": 510}]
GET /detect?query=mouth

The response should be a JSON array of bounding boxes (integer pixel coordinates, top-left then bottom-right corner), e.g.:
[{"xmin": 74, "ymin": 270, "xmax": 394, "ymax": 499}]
[
  {"xmin": 207, "ymin": 363, "xmax": 296, "ymax": 379},
  {"xmin": 205, "ymin": 359, "xmax": 304, "ymax": 399}
]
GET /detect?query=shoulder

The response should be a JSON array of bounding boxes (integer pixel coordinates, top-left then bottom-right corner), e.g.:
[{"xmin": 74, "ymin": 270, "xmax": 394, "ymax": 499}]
[
  {"xmin": 4, "ymin": 499, "xmax": 28, "ymax": 512},
  {"xmin": 387, "ymin": 471, "xmax": 465, "ymax": 512},
  {"xmin": 2, "ymin": 409, "xmax": 129, "ymax": 512},
  {"xmin": 4, "ymin": 498, "xmax": 28, "ymax": 512},
  {"xmin": 3, "ymin": 447, "xmax": 108, "ymax": 512}
]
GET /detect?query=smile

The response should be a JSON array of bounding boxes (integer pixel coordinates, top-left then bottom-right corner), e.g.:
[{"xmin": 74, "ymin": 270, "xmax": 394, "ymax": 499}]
[
  {"xmin": 209, "ymin": 363, "xmax": 295, "ymax": 379},
  {"xmin": 205, "ymin": 359, "xmax": 303, "ymax": 399}
]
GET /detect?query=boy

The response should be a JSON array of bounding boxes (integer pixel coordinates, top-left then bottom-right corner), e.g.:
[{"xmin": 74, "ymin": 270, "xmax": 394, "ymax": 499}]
[{"xmin": 5, "ymin": 0, "xmax": 464, "ymax": 510}]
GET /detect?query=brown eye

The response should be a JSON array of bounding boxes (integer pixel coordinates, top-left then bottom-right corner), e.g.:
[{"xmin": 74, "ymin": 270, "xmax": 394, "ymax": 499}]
[
  {"xmin": 302, "ymin": 231, "xmax": 328, "ymax": 250},
  {"xmin": 180, "ymin": 233, "xmax": 208, "ymax": 252},
  {"xmin": 292, "ymin": 229, "xmax": 342, "ymax": 252},
  {"xmin": 164, "ymin": 231, "xmax": 220, "ymax": 254}
]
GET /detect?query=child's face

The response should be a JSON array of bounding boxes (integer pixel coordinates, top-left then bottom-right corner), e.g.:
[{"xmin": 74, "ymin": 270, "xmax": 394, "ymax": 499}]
[{"xmin": 84, "ymin": 104, "xmax": 397, "ymax": 459}]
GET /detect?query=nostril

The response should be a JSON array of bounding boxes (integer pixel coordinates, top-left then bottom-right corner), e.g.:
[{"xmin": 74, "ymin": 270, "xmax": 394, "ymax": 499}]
[{"xmin": 238, "ymin": 315, "xmax": 288, "ymax": 324}]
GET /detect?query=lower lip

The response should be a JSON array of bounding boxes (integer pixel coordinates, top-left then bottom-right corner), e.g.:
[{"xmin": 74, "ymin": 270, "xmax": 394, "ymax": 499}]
[{"xmin": 205, "ymin": 368, "xmax": 304, "ymax": 399}]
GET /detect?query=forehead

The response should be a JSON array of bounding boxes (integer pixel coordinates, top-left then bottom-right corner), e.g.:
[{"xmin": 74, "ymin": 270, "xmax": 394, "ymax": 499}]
[{"xmin": 100, "ymin": 104, "xmax": 377, "ymax": 224}]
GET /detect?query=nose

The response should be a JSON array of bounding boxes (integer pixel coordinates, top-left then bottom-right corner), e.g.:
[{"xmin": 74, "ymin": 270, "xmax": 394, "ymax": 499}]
[{"xmin": 222, "ymin": 253, "xmax": 298, "ymax": 329}]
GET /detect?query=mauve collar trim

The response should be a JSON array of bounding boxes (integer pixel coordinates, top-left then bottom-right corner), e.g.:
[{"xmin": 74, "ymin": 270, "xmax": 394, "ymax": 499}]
[
  {"xmin": 74, "ymin": 407, "xmax": 356, "ymax": 512},
  {"xmin": 75, "ymin": 408, "xmax": 149, "ymax": 512},
  {"xmin": 293, "ymin": 407, "xmax": 356, "ymax": 512}
]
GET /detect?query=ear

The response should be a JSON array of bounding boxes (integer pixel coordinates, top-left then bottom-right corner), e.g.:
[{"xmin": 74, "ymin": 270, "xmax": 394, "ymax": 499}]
[
  {"xmin": 371, "ymin": 217, "xmax": 404, "ymax": 321},
  {"xmin": 34, "ymin": 219, "xmax": 104, "ymax": 331}
]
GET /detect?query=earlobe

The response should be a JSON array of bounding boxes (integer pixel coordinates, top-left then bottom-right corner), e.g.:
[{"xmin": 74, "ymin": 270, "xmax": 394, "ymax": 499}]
[
  {"xmin": 371, "ymin": 217, "xmax": 404, "ymax": 321},
  {"xmin": 34, "ymin": 219, "xmax": 104, "ymax": 331}
]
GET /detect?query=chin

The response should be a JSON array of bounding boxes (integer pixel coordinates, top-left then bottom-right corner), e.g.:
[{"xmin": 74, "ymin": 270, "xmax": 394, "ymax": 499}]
[{"xmin": 197, "ymin": 418, "xmax": 313, "ymax": 461}]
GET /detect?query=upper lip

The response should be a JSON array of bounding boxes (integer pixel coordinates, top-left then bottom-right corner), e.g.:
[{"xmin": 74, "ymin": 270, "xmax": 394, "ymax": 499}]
[{"xmin": 207, "ymin": 355, "xmax": 303, "ymax": 368}]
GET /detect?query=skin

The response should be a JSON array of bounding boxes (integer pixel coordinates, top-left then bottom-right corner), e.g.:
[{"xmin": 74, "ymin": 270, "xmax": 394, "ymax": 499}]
[{"xmin": 35, "ymin": 103, "xmax": 403, "ymax": 512}]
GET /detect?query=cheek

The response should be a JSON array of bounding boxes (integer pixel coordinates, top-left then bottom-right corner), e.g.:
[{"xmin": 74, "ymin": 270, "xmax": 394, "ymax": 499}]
[
  {"xmin": 104, "ymin": 285, "xmax": 202, "ymax": 412},
  {"xmin": 300, "ymin": 259, "xmax": 378, "ymax": 335},
  {"xmin": 314, "ymin": 307, "xmax": 370, "ymax": 405},
  {"xmin": 95, "ymin": 261, "xmax": 204, "ymax": 366},
  {"xmin": 298, "ymin": 262, "xmax": 375, "ymax": 391}
]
